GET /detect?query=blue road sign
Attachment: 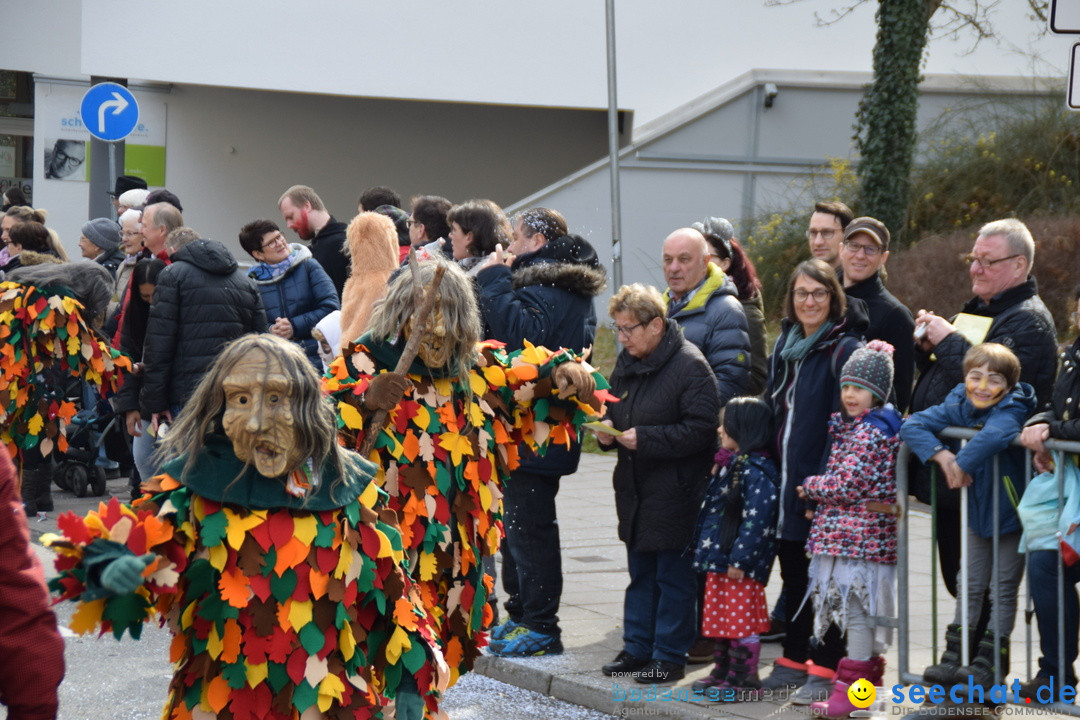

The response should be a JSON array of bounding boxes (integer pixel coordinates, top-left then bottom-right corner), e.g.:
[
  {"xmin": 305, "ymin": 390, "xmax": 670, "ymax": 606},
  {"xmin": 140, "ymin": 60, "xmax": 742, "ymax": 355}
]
[{"xmin": 80, "ymin": 83, "xmax": 139, "ymax": 142}]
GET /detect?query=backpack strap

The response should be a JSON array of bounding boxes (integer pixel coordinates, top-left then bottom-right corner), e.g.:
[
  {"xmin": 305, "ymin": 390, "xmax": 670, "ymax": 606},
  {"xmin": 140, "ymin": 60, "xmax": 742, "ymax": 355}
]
[{"xmin": 830, "ymin": 335, "xmax": 861, "ymax": 378}]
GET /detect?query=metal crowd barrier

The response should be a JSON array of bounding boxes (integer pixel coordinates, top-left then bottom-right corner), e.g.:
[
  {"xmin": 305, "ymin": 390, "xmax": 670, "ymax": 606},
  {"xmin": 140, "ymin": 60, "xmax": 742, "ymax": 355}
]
[{"xmin": 896, "ymin": 428, "xmax": 1080, "ymax": 715}]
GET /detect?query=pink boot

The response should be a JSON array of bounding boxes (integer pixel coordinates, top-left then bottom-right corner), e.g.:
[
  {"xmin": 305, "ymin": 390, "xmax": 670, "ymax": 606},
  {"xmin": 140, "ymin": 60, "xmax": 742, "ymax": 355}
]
[{"xmin": 810, "ymin": 656, "xmax": 880, "ymax": 719}]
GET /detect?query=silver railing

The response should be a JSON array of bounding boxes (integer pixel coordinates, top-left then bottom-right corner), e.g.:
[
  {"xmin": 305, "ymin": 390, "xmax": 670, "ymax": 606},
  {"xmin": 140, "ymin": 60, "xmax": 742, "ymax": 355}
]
[{"xmin": 896, "ymin": 428, "xmax": 1080, "ymax": 714}]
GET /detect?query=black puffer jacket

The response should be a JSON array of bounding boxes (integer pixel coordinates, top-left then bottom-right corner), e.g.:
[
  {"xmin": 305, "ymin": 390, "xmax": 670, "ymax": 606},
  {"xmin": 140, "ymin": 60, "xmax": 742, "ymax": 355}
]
[
  {"xmin": 605, "ymin": 320, "xmax": 719, "ymax": 552},
  {"xmin": 911, "ymin": 277, "xmax": 1057, "ymax": 414},
  {"xmin": 477, "ymin": 234, "xmax": 607, "ymax": 477},
  {"xmin": 141, "ymin": 240, "xmax": 266, "ymax": 414},
  {"xmin": 844, "ymin": 272, "xmax": 915, "ymax": 412}
]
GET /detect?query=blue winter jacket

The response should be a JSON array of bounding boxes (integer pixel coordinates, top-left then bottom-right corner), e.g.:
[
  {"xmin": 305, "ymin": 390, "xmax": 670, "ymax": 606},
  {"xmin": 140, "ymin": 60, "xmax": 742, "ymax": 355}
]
[
  {"xmin": 691, "ymin": 452, "xmax": 780, "ymax": 585},
  {"xmin": 665, "ymin": 264, "xmax": 751, "ymax": 406},
  {"xmin": 248, "ymin": 244, "xmax": 340, "ymax": 366},
  {"xmin": 901, "ymin": 382, "xmax": 1036, "ymax": 538}
]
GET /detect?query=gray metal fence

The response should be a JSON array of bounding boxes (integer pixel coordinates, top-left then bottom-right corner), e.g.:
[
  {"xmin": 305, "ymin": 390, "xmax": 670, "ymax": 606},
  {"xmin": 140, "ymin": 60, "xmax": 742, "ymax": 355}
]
[{"xmin": 896, "ymin": 427, "xmax": 1080, "ymax": 714}]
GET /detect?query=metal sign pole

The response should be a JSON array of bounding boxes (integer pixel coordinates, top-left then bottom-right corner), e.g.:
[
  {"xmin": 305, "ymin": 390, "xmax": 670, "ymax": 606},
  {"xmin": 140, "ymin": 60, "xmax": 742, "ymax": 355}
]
[{"xmin": 605, "ymin": 0, "xmax": 623, "ymax": 291}]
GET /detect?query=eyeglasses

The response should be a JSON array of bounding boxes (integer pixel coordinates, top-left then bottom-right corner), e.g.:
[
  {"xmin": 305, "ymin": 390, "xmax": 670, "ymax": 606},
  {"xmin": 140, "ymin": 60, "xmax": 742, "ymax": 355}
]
[
  {"xmin": 121, "ymin": 229, "xmax": 142, "ymax": 238},
  {"xmin": 261, "ymin": 233, "xmax": 287, "ymax": 250},
  {"xmin": 963, "ymin": 253, "xmax": 1021, "ymax": 270},
  {"xmin": 609, "ymin": 322, "xmax": 644, "ymax": 338},
  {"xmin": 793, "ymin": 288, "xmax": 831, "ymax": 303},
  {"xmin": 806, "ymin": 229, "xmax": 837, "ymax": 240},
  {"xmin": 407, "ymin": 219, "xmax": 423, "ymax": 228},
  {"xmin": 843, "ymin": 240, "xmax": 883, "ymax": 257}
]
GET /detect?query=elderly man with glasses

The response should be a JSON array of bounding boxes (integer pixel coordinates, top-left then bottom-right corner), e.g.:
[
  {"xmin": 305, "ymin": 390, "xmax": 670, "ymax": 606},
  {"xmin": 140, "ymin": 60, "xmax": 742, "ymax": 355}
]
[{"xmin": 909, "ymin": 218, "xmax": 1056, "ymax": 614}]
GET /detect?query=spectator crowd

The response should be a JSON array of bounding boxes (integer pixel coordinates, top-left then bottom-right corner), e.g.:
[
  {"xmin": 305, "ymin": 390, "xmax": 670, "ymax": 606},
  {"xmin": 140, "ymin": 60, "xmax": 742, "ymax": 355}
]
[{"xmin": 2, "ymin": 177, "xmax": 1079, "ymax": 720}]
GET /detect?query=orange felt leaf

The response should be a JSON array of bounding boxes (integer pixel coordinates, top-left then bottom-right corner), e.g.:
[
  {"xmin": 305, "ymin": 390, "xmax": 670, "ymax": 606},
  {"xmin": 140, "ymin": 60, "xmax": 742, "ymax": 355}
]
[
  {"xmin": 435, "ymin": 404, "xmax": 459, "ymax": 432},
  {"xmin": 218, "ymin": 567, "xmax": 251, "ymax": 608},
  {"xmin": 393, "ymin": 597, "xmax": 419, "ymax": 631},
  {"xmin": 401, "ymin": 431, "xmax": 419, "ymax": 462},
  {"xmin": 444, "ymin": 636, "xmax": 464, "ymax": 669},
  {"xmin": 463, "ymin": 461, "xmax": 479, "ymax": 482},
  {"xmin": 206, "ymin": 676, "xmax": 231, "ymax": 714},
  {"xmin": 309, "ymin": 569, "xmax": 330, "ymax": 600},
  {"xmin": 220, "ymin": 619, "xmax": 242, "ymax": 664},
  {"xmin": 273, "ymin": 536, "xmax": 309, "ymax": 575},
  {"xmin": 141, "ymin": 513, "xmax": 174, "ymax": 548},
  {"xmin": 170, "ymin": 632, "xmax": 187, "ymax": 663},
  {"xmin": 510, "ymin": 364, "xmax": 538, "ymax": 383},
  {"xmin": 550, "ymin": 424, "xmax": 571, "ymax": 448},
  {"xmin": 57, "ymin": 401, "xmax": 77, "ymax": 423}
]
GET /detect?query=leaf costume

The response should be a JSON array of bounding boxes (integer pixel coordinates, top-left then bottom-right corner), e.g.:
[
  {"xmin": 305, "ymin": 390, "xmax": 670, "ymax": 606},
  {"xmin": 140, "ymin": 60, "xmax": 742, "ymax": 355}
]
[
  {"xmin": 325, "ymin": 334, "xmax": 610, "ymax": 683},
  {"xmin": 44, "ymin": 436, "xmax": 447, "ymax": 720},
  {"xmin": 0, "ymin": 280, "xmax": 129, "ymax": 458}
]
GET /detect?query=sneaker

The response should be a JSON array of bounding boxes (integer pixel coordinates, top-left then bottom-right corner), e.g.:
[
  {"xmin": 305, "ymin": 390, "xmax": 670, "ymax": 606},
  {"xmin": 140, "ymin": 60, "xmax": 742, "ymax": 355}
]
[
  {"xmin": 760, "ymin": 659, "xmax": 808, "ymax": 691},
  {"xmin": 487, "ymin": 626, "xmax": 563, "ymax": 657},
  {"xmin": 603, "ymin": 650, "xmax": 650, "ymax": 676},
  {"xmin": 760, "ymin": 618, "xmax": 787, "ymax": 643},
  {"xmin": 489, "ymin": 618, "xmax": 520, "ymax": 642},
  {"xmin": 791, "ymin": 672, "xmax": 833, "ymax": 704},
  {"xmin": 36, "ymin": 511, "xmax": 48, "ymax": 522},
  {"xmin": 633, "ymin": 659, "xmax": 685, "ymax": 684}
]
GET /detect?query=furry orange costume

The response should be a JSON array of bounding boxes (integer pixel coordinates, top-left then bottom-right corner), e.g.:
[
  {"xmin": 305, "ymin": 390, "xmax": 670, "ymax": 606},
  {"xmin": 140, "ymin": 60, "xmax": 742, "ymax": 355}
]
[{"xmin": 339, "ymin": 212, "xmax": 399, "ymax": 349}]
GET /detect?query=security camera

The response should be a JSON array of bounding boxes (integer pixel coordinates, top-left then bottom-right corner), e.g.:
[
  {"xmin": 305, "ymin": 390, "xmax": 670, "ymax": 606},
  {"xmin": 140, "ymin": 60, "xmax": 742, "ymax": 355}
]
[{"xmin": 763, "ymin": 83, "xmax": 779, "ymax": 109}]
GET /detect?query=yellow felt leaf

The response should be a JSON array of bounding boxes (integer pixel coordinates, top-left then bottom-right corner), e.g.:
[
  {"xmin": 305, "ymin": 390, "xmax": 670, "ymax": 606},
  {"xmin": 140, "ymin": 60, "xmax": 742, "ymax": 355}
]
[
  {"xmin": 467, "ymin": 401, "xmax": 484, "ymax": 428},
  {"xmin": 26, "ymin": 413, "xmax": 43, "ymax": 436},
  {"xmin": 338, "ymin": 401, "xmax": 365, "ymax": 430},
  {"xmin": 207, "ymin": 544, "xmax": 228, "ymax": 571},
  {"xmin": 246, "ymin": 662, "xmax": 269, "ymax": 689},
  {"xmin": 384, "ymin": 625, "xmax": 410, "ymax": 665},
  {"xmin": 288, "ymin": 599, "xmax": 313, "ymax": 631},
  {"xmin": 478, "ymin": 482, "xmax": 492, "ymax": 512},
  {"xmin": 412, "ymin": 405, "xmax": 431, "ymax": 431},
  {"xmin": 318, "ymin": 673, "xmax": 346, "ymax": 712},
  {"xmin": 291, "ymin": 514, "xmax": 317, "ymax": 546},
  {"xmin": 69, "ymin": 598, "xmax": 106, "ymax": 635},
  {"xmin": 469, "ymin": 371, "xmax": 487, "ymax": 396},
  {"xmin": 518, "ymin": 340, "xmax": 552, "ymax": 366},
  {"xmin": 375, "ymin": 528, "xmax": 393, "ymax": 558},
  {"xmin": 433, "ymin": 377, "xmax": 452, "ymax": 399},
  {"xmin": 359, "ymin": 481, "xmax": 378, "ymax": 511},
  {"xmin": 66, "ymin": 336, "xmax": 79, "ymax": 356},
  {"xmin": 418, "ymin": 551, "xmax": 438, "ymax": 581},
  {"xmin": 206, "ymin": 624, "xmax": 223, "ymax": 659},
  {"xmin": 339, "ymin": 624, "xmax": 357, "ymax": 660},
  {"xmin": 481, "ymin": 364, "xmax": 506, "ymax": 387},
  {"xmin": 438, "ymin": 432, "xmax": 473, "ymax": 465},
  {"xmin": 224, "ymin": 508, "xmax": 265, "ymax": 550}
]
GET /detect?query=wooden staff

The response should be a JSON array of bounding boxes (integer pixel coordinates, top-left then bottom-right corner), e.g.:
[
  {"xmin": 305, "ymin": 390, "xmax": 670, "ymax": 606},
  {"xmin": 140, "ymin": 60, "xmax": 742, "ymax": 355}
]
[{"xmin": 358, "ymin": 258, "xmax": 446, "ymax": 457}]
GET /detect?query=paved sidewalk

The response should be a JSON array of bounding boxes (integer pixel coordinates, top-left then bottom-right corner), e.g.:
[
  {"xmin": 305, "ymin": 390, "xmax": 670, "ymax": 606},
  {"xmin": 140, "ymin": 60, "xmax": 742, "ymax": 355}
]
[{"xmin": 476, "ymin": 452, "xmax": 1071, "ymax": 719}]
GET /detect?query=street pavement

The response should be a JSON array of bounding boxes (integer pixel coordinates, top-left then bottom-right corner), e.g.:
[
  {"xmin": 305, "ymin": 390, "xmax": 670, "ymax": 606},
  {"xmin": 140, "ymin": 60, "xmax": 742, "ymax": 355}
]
[{"xmin": 25, "ymin": 454, "xmax": 1078, "ymax": 719}]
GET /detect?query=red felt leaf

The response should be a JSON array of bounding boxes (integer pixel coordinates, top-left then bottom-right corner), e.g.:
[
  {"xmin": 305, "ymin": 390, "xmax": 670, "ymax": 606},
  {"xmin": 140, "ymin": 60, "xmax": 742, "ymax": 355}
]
[
  {"xmin": 56, "ymin": 510, "xmax": 91, "ymax": 545},
  {"xmin": 248, "ymin": 573, "xmax": 271, "ymax": 602},
  {"xmin": 100, "ymin": 497, "xmax": 124, "ymax": 528},
  {"xmin": 267, "ymin": 513, "xmax": 294, "ymax": 549},
  {"xmin": 249, "ymin": 520, "xmax": 273, "ymax": 551},
  {"xmin": 291, "ymin": 566, "xmax": 312, "ymax": 601},
  {"xmin": 267, "ymin": 626, "xmax": 295, "ymax": 664},
  {"xmin": 358, "ymin": 525, "xmax": 380, "ymax": 559},
  {"xmin": 125, "ymin": 523, "xmax": 148, "ymax": 555},
  {"xmin": 286, "ymin": 647, "xmax": 307, "ymax": 685},
  {"xmin": 315, "ymin": 547, "xmax": 339, "ymax": 575}
]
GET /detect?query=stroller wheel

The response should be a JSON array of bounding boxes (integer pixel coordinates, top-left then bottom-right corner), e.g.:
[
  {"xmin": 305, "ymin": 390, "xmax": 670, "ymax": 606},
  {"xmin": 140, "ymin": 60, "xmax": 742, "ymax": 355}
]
[
  {"xmin": 67, "ymin": 464, "xmax": 90, "ymax": 498},
  {"xmin": 91, "ymin": 467, "xmax": 108, "ymax": 497},
  {"xmin": 54, "ymin": 462, "xmax": 73, "ymax": 491}
]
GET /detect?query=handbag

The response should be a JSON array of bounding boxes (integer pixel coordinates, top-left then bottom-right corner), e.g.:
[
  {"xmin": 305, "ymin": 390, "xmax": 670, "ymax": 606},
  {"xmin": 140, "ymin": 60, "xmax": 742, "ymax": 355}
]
[{"xmin": 1017, "ymin": 456, "xmax": 1080, "ymax": 555}]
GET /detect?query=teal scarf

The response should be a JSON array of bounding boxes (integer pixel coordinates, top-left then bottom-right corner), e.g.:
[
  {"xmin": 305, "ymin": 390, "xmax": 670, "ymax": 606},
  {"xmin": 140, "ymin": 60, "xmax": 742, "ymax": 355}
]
[{"xmin": 779, "ymin": 320, "xmax": 835, "ymax": 363}]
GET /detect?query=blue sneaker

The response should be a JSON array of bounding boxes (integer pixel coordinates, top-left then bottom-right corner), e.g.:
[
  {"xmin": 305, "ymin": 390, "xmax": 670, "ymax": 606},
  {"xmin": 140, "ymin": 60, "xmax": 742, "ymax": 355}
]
[
  {"xmin": 488, "ymin": 626, "xmax": 563, "ymax": 657},
  {"xmin": 489, "ymin": 618, "xmax": 520, "ymax": 642}
]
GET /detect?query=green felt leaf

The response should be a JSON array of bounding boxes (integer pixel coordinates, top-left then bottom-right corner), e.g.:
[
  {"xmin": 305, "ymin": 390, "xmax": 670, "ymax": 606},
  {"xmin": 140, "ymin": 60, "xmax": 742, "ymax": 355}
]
[
  {"xmin": 292, "ymin": 681, "xmax": 317, "ymax": 714},
  {"xmin": 401, "ymin": 637, "xmax": 427, "ymax": 674},
  {"xmin": 344, "ymin": 502, "xmax": 360, "ymax": 528},
  {"xmin": 313, "ymin": 519, "xmax": 336, "ymax": 548},
  {"xmin": 335, "ymin": 602, "xmax": 349, "ymax": 630},
  {"xmin": 434, "ymin": 464, "xmax": 451, "ymax": 496},
  {"xmin": 269, "ymin": 568, "xmax": 297, "ymax": 601},
  {"xmin": 267, "ymin": 662, "xmax": 289, "ymax": 693},
  {"xmin": 422, "ymin": 522, "xmax": 442, "ymax": 555},
  {"xmin": 102, "ymin": 592, "xmax": 151, "ymax": 640},
  {"xmin": 183, "ymin": 681, "xmax": 201, "ymax": 710},
  {"xmin": 376, "ymin": 520, "xmax": 403, "ymax": 553},
  {"xmin": 199, "ymin": 508, "xmax": 228, "ymax": 548},
  {"xmin": 298, "ymin": 623, "xmax": 325, "ymax": 655},
  {"xmin": 184, "ymin": 558, "xmax": 215, "ymax": 599},
  {"xmin": 223, "ymin": 660, "xmax": 248, "ymax": 689},
  {"xmin": 534, "ymin": 398, "xmax": 549, "ymax": 419}
]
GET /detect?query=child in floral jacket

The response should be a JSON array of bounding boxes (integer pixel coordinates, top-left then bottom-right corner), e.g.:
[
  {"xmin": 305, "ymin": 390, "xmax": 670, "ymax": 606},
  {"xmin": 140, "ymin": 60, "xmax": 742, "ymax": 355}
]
[{"xmin": 799, "ymin": 340, "xmax": 901, "ymax": 718}]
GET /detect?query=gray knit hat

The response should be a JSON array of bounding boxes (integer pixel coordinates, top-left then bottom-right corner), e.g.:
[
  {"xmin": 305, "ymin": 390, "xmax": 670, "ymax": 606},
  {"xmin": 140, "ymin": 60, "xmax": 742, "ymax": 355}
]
[
  {"xmin": 691, "ymin": 216, "xmax": 734, "ymax": 258},
  {"xmin": 81, "ymin": 218, "xmax": 121, "ymax": 251},
  {"xmin": 840, "ymin": 339, "xmax": 895, "ymax": 403}
]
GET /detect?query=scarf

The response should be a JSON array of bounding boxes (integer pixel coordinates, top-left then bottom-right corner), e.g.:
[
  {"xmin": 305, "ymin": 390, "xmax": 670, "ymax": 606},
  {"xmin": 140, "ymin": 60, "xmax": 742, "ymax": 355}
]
[{"xmin": 778, "ymin": 319, "xmax": 835, "ymax": 363}]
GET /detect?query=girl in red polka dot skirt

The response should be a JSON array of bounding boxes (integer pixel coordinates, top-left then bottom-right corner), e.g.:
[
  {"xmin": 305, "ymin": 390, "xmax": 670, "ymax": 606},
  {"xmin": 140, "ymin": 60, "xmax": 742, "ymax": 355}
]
[{"xmin": 690, "ymin": 397, "xmax": 780, "ymax": 700}]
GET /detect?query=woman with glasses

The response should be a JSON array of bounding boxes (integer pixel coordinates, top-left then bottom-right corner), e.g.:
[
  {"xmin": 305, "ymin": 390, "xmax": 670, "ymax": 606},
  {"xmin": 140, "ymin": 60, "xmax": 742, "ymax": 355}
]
[
  {"xmin": 758, "ymin": 259, "xmax": 867, "ymax": 702},
  {"xmin": 238, "ymin": 218, "xmax": 339, "ymax": 368},
  {"xmin": 596, "ymin": 283, "xmax": 720, "ymax": 684}
]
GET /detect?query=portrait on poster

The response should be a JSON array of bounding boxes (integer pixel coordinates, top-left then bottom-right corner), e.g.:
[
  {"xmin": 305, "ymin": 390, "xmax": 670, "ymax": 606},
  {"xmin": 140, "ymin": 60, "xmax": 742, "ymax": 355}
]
[{"xmin": 43, "ymin": 138, "xmax": 86, "ymax": 181}]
